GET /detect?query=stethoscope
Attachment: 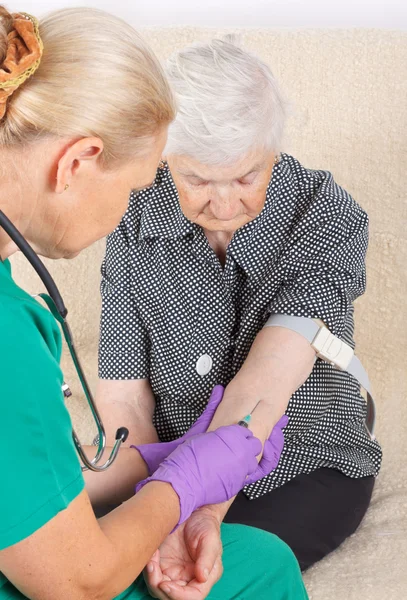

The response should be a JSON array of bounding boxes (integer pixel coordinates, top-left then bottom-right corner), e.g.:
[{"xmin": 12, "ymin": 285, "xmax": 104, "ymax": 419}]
[{"xmin": 0, "ymin": 209, "xmax": 129, "ymax": 471}]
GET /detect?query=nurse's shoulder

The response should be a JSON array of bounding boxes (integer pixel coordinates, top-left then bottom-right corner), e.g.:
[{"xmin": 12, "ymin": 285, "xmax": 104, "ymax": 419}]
[{"xmin": 0, "ymin": 259, "xmax": 62, "ymax": 361}]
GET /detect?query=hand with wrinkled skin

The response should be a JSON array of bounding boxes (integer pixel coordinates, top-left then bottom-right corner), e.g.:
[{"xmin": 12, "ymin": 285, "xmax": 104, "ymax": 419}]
[{"xmin": 144, "ymin": 506, "xmax": 223, "ymax": 600}]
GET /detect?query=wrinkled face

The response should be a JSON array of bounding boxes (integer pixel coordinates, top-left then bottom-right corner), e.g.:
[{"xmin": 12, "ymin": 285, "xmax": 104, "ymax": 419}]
[{"xmin": 167, "ymin": 149, "xmax": 276, "ymax": 233}]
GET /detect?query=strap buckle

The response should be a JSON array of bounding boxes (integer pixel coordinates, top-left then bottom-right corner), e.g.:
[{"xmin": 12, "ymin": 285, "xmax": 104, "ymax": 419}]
[{"xmin": 312, "ymin": 326, "xmax": 354, "ymax": 370}]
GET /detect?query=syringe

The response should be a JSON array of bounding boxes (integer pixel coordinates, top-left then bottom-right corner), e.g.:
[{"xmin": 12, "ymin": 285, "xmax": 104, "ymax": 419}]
[
  {"xmin": 237, "ymin": 401, "xmax": 261, "ymax": 428},
  {"xmin": 237, "ymin": 414, "xmax": 252, "ymax": 428}
]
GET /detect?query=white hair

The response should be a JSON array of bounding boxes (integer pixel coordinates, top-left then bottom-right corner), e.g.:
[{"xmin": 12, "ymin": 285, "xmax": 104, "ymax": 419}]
[{"xmin": 164, "ymin": 35, "xmax": 288, "ymax": 165}]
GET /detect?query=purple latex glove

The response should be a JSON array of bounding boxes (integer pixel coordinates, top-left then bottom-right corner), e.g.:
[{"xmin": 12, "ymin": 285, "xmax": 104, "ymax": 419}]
[
  {"xmin": 136, "ymin": 425, "xmax": 262, "ymax": 528},
  {"xmin": 132, "ymin": 385, "xmax": 225, "ymax": 475},
  {"xmin": 245, "ymin": 414, "xmax": 289, "ymax": 485}
]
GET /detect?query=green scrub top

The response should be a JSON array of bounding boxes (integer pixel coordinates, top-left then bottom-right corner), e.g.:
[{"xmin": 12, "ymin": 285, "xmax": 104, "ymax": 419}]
[
  {"xmin": 0, "ymin": 259, "xmax": 308, "ymax": 600},
  {"xmin": 0, "ymin": 258, "xmax": 85, "ymax": 595}
]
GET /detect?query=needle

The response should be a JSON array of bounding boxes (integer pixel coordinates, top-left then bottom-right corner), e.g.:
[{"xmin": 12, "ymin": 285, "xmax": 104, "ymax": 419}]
[{"xmin": 238, "ymin": 400, "xmax": 262, "ymax": 428}]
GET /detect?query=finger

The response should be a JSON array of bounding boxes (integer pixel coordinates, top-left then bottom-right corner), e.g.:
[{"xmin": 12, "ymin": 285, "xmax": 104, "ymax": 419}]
[
  {"xmin": 214, "ymin": 425, "xmax": 260, "ymax": 455},
  {"xmin": 194, "ymin": 532, "xmax": 222, "ymax": 583},
  {"xmin": 159, "ymin": 580, "xmax": 208, "ymax": 600},
  {"xmin": 159, "ymin": 559, "xmax": 222, "ymax": 600},
  {"xmin": 159, "ymin": 564, "xmax": 192, "ymax": 583},
  {"xmin": 245, "ymin": 464, "xmax": 263, "ymax": 485},
  {"xmin": 189, "ymin": 386, "xmax": 225, "ymax": 435},
  {"xmin": 275, "ymin": 414, "xmax": 289, "ymax": 429},
  {"xmin": 246, "ymin": 433, "xmax": 263, "ymax": 457},
  {"xmin": 150, "ymin": 549, "xmax": 160, "ymax": 563},
  {"xmin": 145, "ymin": 585, "xmax": 159, "ymax": 599},
  {"xmin": 267, "ymin": 426, "xmax": 285, "ymax": 455},
  {"xmin": 265, "ymin": 435, "xmax": 285, "ymax": 466},
  {"xmin": 246, "ymin": 437, "xmax": 283, "ymax": 484},
  {"xmin": 245, "ymin": 440, "xmax": 270, "ymax": 484},
  {"xmin": 247, "ymin": 453, "xmax": 262, "ymax": 479},
  {"xmin": 145, "ymin": 558, "xmax": 164, "ymax": 589},
  {"xmin": 223, "ymin": 424, "xmax": 254, "ymax": 439},
  {"xmin": 145, "ymin": 552, "xmax": 172, "ymax": 594},
  {"xmin": 145, "ymin": 574, "xmax": 166, "ymax": 600},
  {"xmin": 206, "ymin": 385, "xmax": 225, "ymax": 410},
  {"xmin": 147, "ymin": 583, "xmax": 172, "ymax": 600},
  {"xmin": 146, "ymin": 571, "xmax": 172, "ymax": 600}
]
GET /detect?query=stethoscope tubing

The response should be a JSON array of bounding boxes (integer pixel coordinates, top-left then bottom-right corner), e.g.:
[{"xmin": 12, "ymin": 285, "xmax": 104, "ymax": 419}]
[{"xmin": 0, "ymin": 209, "xmax": 128, "ymax": 470}]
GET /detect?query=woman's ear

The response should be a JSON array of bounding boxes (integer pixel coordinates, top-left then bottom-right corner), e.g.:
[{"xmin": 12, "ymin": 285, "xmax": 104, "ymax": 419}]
[{"xmin": 55, "ymin": 137, "xmax": 104, "ymax": 194}]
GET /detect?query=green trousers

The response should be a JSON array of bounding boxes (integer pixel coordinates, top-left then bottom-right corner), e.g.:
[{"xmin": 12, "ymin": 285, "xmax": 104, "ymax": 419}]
[
  {"xmin": 117, "ymin": 524, "xmax": 308, "ymax": 600},
  {"xmin": 1, "ymin": 524, "xmax": 308, "ymax": 600}
]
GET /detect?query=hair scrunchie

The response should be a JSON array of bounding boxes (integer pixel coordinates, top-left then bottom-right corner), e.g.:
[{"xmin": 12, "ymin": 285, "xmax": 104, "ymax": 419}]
[{"xmin": 0, "ymin": 12, "xmax": 43, "ymax": 119}]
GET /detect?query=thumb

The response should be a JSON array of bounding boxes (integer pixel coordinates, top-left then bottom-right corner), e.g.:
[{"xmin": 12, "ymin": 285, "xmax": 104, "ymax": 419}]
[
  {"xmin": 194, "ymin": 529, "xmax": 222, "ymax": 583},
  {"xmin": 275, "ymin": 414, "xmax": 289, "ymax": 429},
  {"xmin": 186, "ymin": 385, "xmax": 225, "ymax": 436},
  {"xmin": 262, "ymin": 437, "xmax": 283, "ymax": 470},
  {"xmin": 267, "ymin": 417, "xmax": 287, "ymax": 455},
  {"xmin": 245, "ymin": 422, "xmax": 287, "ymax": 485},
  {"xmin": 244, "ymin": 439, "xmax": 277, "ymax": 485}
]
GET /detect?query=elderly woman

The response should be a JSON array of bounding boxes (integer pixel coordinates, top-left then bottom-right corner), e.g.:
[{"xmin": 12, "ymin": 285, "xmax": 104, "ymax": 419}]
[
  {"xmin": 97, "ymin": 36, "xmax": 383, "ymax": 578},
  {"xmin": 0, "ymin": 8, "xmax": 308, "ymax": 600}
]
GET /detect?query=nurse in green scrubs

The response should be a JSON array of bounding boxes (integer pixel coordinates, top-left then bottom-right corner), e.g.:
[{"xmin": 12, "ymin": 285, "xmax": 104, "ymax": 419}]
[{"xmin": 0, "ymin": 6, "xmax": 308, "ymax": 600}]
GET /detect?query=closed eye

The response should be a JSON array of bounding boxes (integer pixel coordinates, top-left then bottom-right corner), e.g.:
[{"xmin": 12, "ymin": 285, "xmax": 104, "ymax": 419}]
[
  {"xmin": 238, "ymin": 171, "xmax": 258, "ymax": 185},
  {"xmin": 188, "ymin": 177, "xmax": 208, "ymax": 187}
]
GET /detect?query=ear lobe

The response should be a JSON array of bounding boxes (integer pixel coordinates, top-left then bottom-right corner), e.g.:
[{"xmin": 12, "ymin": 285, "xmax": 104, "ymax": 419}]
[{"xmin": 54, "ymin": 137, "xmax": 104, "ymax": 194}]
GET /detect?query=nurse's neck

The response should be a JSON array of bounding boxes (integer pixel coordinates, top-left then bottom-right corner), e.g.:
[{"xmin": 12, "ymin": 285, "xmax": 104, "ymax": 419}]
[
  {"xmin": 0, "ymin": 220, "xmax": 22, "ymax": 262},
  {"xmin": 0, "ymin": 160, "xmax": 29, "ymax": 261},
  {"xmin": 0, "ymin": 143, "xmax": 62, "ymax": 261}
]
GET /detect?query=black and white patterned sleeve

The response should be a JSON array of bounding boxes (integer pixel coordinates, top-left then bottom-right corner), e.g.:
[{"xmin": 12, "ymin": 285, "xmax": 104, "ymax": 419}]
[
  {"xmin": 98, "ymin": 220, "xmax": 150, "ymax": 380},
  {"xmin": 267, "ymin": 181, "xmax": 369, "ymax": 339}
]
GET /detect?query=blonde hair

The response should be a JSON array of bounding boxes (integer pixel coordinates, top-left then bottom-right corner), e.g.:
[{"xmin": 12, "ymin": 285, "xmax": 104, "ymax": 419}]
[{"xmin": 0, "ymin": 6, "xmax": 176, "ymax": 165}]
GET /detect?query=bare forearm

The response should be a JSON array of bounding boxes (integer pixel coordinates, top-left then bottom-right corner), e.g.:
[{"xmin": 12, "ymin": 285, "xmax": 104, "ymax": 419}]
[
  {"xmin": 210, "ymin": 326, "xmax": 315, "ymax": 436},
  {"xmin": 67, "ymin": 483, "xmax": 181, "ymax": 600},
  {"xmin": 84, "ymin": 445, "xmax": 148, "ymax": 508},
  {"xmin": 205, "ymin": 401, "xmax": 279, "ymax": 522},
  {"xmin": 87, "ymin": 379, "xmax": 165, "ymax": 508},
  {"xmin": 95, "ymin": 482, "xmax": 180, "ymax": 599},
  {"xmin": 96, "ymin": 379, "xmax": 159, "ymax": 446},
  {"xmin": 0, "ymin": 484, "xmax": 181, "ymax": 600},
  {"xmin": 207, "ymin": 326, "xmax": 316, "ymax": 521}
]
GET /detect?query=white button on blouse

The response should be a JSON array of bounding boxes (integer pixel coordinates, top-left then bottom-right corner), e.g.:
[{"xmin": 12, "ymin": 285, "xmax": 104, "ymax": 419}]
[{"xmin": 196, "ymin": 354, "xmax": 213, "ymax": 376}]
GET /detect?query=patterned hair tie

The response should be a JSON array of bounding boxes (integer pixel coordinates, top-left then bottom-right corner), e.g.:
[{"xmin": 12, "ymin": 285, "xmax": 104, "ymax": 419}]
[{"xmin": 0, "ymin": 12, "xmax": 43, "ymax": 119}]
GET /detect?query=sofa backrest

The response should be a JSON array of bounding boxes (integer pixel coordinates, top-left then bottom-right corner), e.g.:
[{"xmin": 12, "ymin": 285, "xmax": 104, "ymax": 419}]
[{"xmin": 10, "ymin": 28, "xmax": 407, "ymax": 412}]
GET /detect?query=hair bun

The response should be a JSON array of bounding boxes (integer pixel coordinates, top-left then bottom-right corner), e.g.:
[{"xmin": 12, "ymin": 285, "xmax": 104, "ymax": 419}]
[
  {"xmin": 0, "ymin": 6, "xmax": 14, "ymax": 64},
  {"xmin": 0, "ymin": 11, "xmax": 43, "ymax": 119}
]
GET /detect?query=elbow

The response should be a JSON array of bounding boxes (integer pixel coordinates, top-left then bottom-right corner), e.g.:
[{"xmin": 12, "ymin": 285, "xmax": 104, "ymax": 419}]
[
  {"xmin": 73, "ymin": 562, "xmax": 137, "ymax": 600},
  {"xmin": 70, "ymin": 583, "xmax": 117, "ymax": 600},
  {"xmin": 37, "ymin": 585, "xmax": 109, "ymax": 600}
]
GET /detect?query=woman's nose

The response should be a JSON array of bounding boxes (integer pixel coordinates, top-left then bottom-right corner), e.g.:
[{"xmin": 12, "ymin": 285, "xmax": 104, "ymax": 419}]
[{"xmin": 209, "ymin": 190, "xmax": 240, "ymax": 221}]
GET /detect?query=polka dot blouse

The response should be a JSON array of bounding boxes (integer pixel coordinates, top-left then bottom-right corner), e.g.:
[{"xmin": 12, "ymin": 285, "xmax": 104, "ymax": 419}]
[{"xmin": 99, "ymin": 153, "xmax": 382, "ymax": 499}]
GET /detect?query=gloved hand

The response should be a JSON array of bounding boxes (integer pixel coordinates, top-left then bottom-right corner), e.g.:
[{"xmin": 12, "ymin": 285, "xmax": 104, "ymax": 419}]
[
  {"xmin": 245, "ymin": 414, "xmax": 289, "ymax": 485},
  {"xmin": 135, "ymin": 425, "xmax": 262, "ymax": 528},
  {"xmin": 132, "ymin": 385, "xmax": 225, "ymax": 475}
]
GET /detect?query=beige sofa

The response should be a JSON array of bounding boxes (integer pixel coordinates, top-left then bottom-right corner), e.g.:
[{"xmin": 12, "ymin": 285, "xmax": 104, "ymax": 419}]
[{"xmin": 11, "ymin": 28, "xmax": 407, "ymax": 599}]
